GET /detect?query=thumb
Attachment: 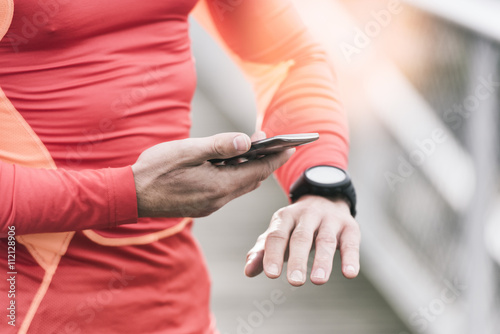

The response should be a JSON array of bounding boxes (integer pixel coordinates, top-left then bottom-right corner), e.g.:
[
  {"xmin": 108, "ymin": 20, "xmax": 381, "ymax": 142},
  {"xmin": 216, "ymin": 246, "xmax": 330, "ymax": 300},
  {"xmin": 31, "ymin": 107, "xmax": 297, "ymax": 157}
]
[
  {"xmin": 244, "ymin": 248, "xmax": 265, "ymax": 277},
  {"xmin": 189, "ymin": 132, "xmax": 251, "ymax": 163}
]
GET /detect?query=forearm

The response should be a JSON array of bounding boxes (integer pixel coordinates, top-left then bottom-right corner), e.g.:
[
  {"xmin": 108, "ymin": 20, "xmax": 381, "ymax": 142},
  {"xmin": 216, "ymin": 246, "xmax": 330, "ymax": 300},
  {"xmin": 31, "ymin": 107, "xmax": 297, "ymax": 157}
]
[
  {"xmin": 261, "ymin": 46, "xmax": 349, "ymax": 193},
  {"xmin": 0, "ymin": 162, "xmax": 138, "ymax": 235},
  {"xmin": 205, "ymin": 0, "xmax": 350, "ymax": 194}
]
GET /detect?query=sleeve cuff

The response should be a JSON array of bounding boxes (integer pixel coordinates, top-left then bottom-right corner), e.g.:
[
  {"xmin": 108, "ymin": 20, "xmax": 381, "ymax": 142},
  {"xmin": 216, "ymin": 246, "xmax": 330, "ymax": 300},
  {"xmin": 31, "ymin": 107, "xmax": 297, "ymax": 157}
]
[{"xmin": 105, "ymin": 166, "xmax": 138, "ymax": 227}]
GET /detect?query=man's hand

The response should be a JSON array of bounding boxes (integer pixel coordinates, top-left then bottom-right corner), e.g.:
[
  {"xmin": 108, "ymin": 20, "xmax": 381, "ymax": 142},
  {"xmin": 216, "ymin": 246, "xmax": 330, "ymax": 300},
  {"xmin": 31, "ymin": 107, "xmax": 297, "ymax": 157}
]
[
  {"xmin": 244, "ymin": 195, "xmax": 360, "ymax": 286},
  {"xmin": 131, "ymin": 132, "xmax": 294, "ymax": 218}
]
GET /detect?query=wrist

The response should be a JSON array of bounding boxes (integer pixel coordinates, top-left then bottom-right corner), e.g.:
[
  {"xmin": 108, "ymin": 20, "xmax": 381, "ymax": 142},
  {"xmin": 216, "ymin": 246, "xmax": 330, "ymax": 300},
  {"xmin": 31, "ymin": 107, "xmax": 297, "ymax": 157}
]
[{"xmin": 295, "ymin": 194, "xmax": 352, "ymax": 215}]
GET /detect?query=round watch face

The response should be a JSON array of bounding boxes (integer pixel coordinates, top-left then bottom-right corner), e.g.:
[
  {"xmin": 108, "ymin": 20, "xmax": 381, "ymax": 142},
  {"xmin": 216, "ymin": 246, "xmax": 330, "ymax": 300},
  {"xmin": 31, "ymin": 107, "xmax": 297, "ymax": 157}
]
[{"xmin": 305, "ymin": 166, "xmax": 346, "ymax": 185}]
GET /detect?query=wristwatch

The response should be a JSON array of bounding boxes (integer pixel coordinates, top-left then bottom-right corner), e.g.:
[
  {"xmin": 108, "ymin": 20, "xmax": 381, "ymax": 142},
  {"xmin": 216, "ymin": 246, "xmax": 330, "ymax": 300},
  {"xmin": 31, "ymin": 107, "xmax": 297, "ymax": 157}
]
[{"xmin": 289, "ymin": 165, "xmax": 357, "ymax": 217}]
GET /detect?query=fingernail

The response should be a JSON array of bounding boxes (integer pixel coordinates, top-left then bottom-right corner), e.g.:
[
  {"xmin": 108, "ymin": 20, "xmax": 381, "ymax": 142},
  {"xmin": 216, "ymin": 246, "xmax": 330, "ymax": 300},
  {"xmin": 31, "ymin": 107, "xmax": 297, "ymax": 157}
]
[
  {"xmin": 246, "ymin": 253, "xmax": 257, "ymax": 264},
  {"xmin": 345, "ymin": 265, "xmax": 356, "ymax": 275},
  {"xmin": 233, "ymin": 135, "xmax": 248, "ymax": 152},
  {"xmin": 290, "ymin": 270, "xmax": 304, "ymax": 283},
  {"xmin": 312, "ymin": 268, "xmax": 326, "ymax": 280},
  {"xmin": 267, "ymin": 263, "xmax": 279, "ymax": 276}
]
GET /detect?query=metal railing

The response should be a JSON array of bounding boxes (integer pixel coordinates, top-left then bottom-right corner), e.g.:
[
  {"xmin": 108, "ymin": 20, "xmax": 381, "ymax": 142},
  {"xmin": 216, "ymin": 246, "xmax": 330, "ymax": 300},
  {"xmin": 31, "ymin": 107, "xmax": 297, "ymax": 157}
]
[{"xmin": 354, "ymin": 1, "xmax": 500, "ymax": 333}]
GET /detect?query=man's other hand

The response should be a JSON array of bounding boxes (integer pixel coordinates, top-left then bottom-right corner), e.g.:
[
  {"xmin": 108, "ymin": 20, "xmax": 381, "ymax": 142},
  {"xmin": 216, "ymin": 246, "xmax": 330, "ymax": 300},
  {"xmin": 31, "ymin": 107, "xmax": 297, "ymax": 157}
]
[{"xmin": 244, "ymin": 195, "xmax": 360, "ymax": 286}]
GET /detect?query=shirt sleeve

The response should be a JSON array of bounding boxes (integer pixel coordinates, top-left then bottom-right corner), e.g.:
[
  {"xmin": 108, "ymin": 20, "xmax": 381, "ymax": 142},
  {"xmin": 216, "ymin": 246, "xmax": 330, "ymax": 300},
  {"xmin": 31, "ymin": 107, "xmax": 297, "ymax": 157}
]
[
  {"xmin": 0, "ymin": 162, "xmax": 138, "ymax": 235},
  {"xmin": 205, "ymin": 0, "xmax": 349, "ymax": 195}
]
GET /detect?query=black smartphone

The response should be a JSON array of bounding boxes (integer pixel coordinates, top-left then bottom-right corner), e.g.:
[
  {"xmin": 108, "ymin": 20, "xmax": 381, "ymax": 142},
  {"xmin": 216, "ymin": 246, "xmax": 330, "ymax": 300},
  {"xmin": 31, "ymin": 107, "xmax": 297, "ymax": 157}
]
[{"xmin": 209, "ymin": 133, "xmax": 319, "ymax": 164}]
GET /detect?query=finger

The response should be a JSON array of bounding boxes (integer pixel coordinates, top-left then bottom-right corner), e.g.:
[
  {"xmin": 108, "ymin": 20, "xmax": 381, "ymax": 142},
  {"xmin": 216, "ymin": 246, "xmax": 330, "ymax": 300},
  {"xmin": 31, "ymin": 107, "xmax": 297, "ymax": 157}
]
[
  {"xmin": 183, "ymin": 133, "xmax": 251, "ymax": 163},
  {"xmin": 251, "ymin": 130, "xmax": 266, "ymax": 141},
  {"xmin": 263, "ymin": 209, "xmax": 295, "ymax": 279},
  {"xmin": 206, "ymin": 149, "xmax": 295, "ymax": 212},
  {"xmin": 310, "ymin": 218, "xmax": 339, "ymax": 285},
  {"xmin": 244, "ymin": 246, "xmax": 265, "ymax": 277},
  {"xmin": 286, "ymin": 211, "xmax": 321, "ymax": 286},
  {"xmin": 226, "ymin": 148, "xmax": 295, "ymax": 188},
  {"xmin": 213, "ymin": 148, "xmax": 295, "ymax": 205},
  {"xmin": 244, "ymin": 232, "xmax": 268, "ymax": 277},
  {"xmin": 339, "ymin": 220, "xmax": 361, "ymax": 279}
]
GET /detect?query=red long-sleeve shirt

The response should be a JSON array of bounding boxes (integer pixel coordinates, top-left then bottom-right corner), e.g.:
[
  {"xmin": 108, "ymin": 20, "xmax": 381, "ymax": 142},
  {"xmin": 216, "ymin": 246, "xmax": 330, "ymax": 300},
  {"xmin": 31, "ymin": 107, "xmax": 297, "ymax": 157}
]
[{"xmin": 0, "ymin": 0, "xmax": 348, "ymax": 332}]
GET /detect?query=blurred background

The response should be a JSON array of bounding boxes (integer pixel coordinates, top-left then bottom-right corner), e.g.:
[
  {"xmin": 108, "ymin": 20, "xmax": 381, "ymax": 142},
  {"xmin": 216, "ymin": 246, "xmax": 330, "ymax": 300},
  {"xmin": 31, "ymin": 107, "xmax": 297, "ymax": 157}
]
[{"xmin": 189, "ymin": 1, "xmax": 500, "ymax": 333}]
